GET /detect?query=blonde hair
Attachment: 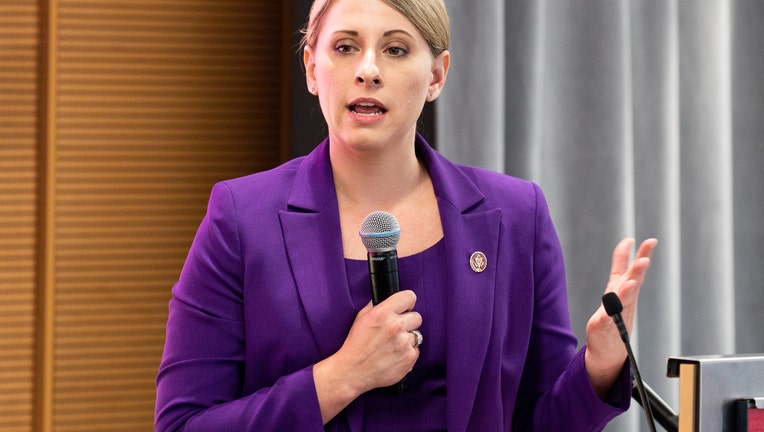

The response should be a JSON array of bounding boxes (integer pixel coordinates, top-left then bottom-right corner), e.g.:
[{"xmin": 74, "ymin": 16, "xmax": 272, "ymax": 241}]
[{"xmin": 300, "ymin": 0, "xmax": 450, "ymax": 57}]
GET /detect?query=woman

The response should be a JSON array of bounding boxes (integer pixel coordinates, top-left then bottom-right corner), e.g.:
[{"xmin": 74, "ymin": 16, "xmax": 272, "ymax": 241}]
[{"xmin": 155, "ymin": 0, "xmax": 658, "ymax": 430}]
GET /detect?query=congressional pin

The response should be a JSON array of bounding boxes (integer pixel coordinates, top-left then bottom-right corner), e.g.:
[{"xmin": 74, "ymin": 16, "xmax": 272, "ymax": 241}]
[{"xmin": 469, "ymin": 251, "xmax": 487, "ymax": 273}]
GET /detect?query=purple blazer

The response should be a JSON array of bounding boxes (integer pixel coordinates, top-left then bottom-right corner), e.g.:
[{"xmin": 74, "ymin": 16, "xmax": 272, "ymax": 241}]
[{"xmin": 155, "ymin": 135, "xmax": 630, "ymax": 431}]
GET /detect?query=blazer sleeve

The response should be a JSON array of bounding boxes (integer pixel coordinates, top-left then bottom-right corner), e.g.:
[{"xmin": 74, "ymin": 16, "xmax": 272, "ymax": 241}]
[
  {"xmin": 512, "ymin": 183, "xmax": 631, "ymax": 431},
  {"xmin": 155, "ymin": 182, "xmax": 324, "ymax": 432}
]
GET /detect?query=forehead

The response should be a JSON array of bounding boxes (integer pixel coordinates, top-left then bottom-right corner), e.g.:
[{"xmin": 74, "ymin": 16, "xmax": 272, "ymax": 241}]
[{"xmin": 317, "ymin": 0, "xmax": 420, "ymax": 41}]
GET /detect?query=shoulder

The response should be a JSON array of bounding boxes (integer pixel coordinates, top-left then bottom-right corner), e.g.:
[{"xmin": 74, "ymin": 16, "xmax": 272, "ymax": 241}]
[
  {"xmin": 206, "ymin": 156, "xmax": 306, "ymax": 215},
  {"xmin": 453, "ymin": 162, "xmax": 547, "ymax": 214},
  {"xmin": 212, "ymin": 138, "xmax": 332, "ymax": 212},
  {"xmin": 417, "ymin": 137, "xmax": 544, "ymax": 215},
  {"xmin": 459, "ymin": 164, "xmax": 537, "ymax": 195}
]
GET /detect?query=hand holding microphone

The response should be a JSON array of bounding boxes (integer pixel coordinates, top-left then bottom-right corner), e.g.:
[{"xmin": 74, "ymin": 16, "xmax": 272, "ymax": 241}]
[
  {"xmin": 312, "ymin": 287, "xmax": 419, "ymax": 424},
  {"xmin": 312, "ymin": 212, "xmax": 420, "ymax": 422},
  {"xmin": 359, "ymin": 211, "xmax": 421, "ymax": 394}
]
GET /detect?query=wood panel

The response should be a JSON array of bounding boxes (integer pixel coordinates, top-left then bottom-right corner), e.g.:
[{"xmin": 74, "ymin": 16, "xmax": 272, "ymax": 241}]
[
  {"xmin": 0, "ymin": 2, "xmax": 39, "ymax": 431},
  {"xmin": 50, "ymin": 1, "xmax": 283, "ymax": 430},
  {"xmin": 1, "ymin": 1, "xmax": 286, "ymax": 430}
]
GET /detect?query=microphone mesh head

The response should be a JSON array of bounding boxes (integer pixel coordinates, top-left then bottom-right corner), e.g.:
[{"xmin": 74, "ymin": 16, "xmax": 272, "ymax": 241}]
[
  {"xmin": 602, "ymin": 292, "xmax": 624, "ymax": 317},
  {"xmin": 359, "ymin": 211, "xmax": 401, "ymax": 252}
]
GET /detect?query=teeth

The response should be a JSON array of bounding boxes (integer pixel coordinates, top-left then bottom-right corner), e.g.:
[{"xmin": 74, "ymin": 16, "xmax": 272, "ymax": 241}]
[
  {"xmin": 351, "ymin": 108, "xmax": 383, "ymax": 116},
  {"xmin": 350, "ymin": 102, "xmax": 385, "ymax": 116}
]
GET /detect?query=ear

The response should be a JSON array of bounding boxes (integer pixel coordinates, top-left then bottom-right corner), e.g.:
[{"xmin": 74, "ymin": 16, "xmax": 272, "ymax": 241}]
[
  {"xmin": 428, "ymin": 50, "xmax": 450, "ymax": 101},
  {"xmin": 304, "ymin": 46, "xmax": 318, "ymax": 95}
]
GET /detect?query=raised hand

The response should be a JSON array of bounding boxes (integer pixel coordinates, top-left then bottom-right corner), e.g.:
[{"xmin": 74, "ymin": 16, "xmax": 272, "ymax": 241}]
[{"xmin": 584, "ymin": 238, "xmax": 658, "ymax": 399}]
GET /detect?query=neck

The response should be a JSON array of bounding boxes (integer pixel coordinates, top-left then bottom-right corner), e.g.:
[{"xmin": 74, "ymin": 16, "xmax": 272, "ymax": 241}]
[{"xmin": 330, "ymin": 136, "xmax": 426, "ymax": 212}]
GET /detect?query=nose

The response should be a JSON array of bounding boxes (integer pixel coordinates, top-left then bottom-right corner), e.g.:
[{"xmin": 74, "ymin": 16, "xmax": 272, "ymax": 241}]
[{"xmin": 356, "ymin": 52, "xmax": 382, "ymax": 86}]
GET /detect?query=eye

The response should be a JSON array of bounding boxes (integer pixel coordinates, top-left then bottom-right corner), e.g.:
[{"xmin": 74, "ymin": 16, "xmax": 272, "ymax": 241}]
[
  {"xmin": 334, "ymin": 41, "xmax": 357, "ymax": 54},
  {"xmin": 386, "ymin": 46, "xmax": 408, "ymax": 57}
]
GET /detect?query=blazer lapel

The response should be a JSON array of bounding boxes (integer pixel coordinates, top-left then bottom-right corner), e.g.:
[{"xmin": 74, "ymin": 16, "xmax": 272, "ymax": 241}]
[
  {"xmin": 279, "ymin": 139, "xmax": 357, "ymax": 358},
  {"xmin": 418, "ymin": 136, "xmax": 502, "ymax": 432},
  {"xmin": 441, "ymin": 206, "xmax": 501, "ymax": 432}
]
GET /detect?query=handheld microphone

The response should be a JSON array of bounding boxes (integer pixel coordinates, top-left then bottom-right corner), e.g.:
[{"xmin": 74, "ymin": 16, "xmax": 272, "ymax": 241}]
[
  {"xmin": 359, "ymin": 211, "xmax": 407, "ymax": 394},
  {"xmin": 602, "ymin": 292, "xmax": 657, "ymax": 432}
]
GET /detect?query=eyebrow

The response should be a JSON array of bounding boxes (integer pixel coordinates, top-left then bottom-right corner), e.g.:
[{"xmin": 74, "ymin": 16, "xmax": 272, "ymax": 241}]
[
  {"xmin": 384, "ymin": 29, "xmax": 414, "ymax": 38},
  {"xmin": 331, "ymin": 29, "xmax": 415, "ymax": 38}
]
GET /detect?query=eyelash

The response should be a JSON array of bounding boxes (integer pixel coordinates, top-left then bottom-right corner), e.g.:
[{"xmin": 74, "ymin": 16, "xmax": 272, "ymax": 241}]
[
  {"xmin": 333, "ymin": 43, "xmax": 409, "ymax": 57},
  {"xmin": 335, "ymin": 44, "xmax": 355, "ymax": 54}
]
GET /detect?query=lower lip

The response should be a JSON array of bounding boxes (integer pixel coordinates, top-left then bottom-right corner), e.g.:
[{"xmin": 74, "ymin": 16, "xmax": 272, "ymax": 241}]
[{"xmin": 348, "ymin": 108, "xmax": 386, "ymax": 124}]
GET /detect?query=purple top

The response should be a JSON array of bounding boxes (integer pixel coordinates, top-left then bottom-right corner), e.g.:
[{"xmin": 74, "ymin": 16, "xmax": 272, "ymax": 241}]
[{"xmin": 342, "ymin": 238, "xmax": 447, "ymax": 431}]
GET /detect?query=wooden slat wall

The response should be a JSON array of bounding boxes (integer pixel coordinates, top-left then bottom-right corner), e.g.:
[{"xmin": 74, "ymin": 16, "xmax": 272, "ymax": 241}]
[
  {"xmin": 0, "ymin": 1, "xmax": 39, "ymax": 431},
  {"xmin": 0, "ymin": 1, "xmax": 286, "ymax": 431},
  {"xmin": 52, "ymin": 1, "xmax": 283, "ymax": 430}
]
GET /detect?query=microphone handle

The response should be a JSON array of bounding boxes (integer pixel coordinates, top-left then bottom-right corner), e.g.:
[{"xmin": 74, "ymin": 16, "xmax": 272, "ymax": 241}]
[
  {"xmin": 368, "ymin": 250, "xmax": 400, "ymax": 305},
  {"xmin": 367, "ymin": 250, "xmax": 407, "ymax": 394}
]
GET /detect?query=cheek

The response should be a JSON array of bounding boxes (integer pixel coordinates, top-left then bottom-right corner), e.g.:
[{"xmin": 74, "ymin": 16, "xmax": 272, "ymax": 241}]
[
  {"xmin": 401, "ymin": 66, "xmax": 434, "ymax": 97},
  {"xmin": 313, "ymin": 70, "xmax": 340, "ymax": 107},
  {"xmin": 313, "ymin": 66, "xmax": 331, "ymax": 92},
  {"xmin": 313, "ymin": 56, "xmax": 343, "ymax": 93},
  {"xmin": 399, "ymin": 74, "xmax": 431, "ymax": 108}
]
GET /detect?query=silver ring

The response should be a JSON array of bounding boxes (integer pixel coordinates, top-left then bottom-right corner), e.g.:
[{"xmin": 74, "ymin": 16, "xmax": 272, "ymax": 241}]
[{"xmin": 411, "ymin": 329, "xmax": 423, "ymax": 348}]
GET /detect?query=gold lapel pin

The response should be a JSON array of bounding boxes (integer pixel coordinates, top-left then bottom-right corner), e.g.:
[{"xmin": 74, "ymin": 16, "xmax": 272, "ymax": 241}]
[{"xmin": 469, "ymin": 251, "xmax": 487, "ymax": 273}]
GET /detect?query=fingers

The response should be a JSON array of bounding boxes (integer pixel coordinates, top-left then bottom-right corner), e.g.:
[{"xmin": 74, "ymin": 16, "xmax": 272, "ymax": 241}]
[
  {"xmin": 605, "ymin": 238, "xmax": 658, "ymax": 323},
  {"xmin": 372, "ymin": 290, "xmax": 421, "ymax": 329},
  {"xmin": 636, "ymin": 238, "xmax": 658, "ymax": 260},
  {"xmin": 368, "ymin": 290, "xmax": 416, "ymax": 313},
  {"xmin": 624, "ymin": 238, "xmax": 658, "ymax": 286},
  {"xmin": 607, "ymin": 238, "xmax": 658, "ymax": 290},
  {"xmin": 609, "ymin": 238, "xmax": 635, "ymax": 279},
  {"xmin": 602, "ymin": 238, "xmax": 658, "ymax": 324}
]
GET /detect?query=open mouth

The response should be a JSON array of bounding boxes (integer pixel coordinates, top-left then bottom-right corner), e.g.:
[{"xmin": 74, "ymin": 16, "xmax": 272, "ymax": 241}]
[{"xmin": 349, "ymin": 101, "xmax": 387, "ymax": 116}]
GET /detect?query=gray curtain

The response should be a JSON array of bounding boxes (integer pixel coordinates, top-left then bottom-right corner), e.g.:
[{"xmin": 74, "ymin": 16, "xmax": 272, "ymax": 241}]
[{"xmin": 438, "ymin": 0, "xmax": 764, "ymax": 430}]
